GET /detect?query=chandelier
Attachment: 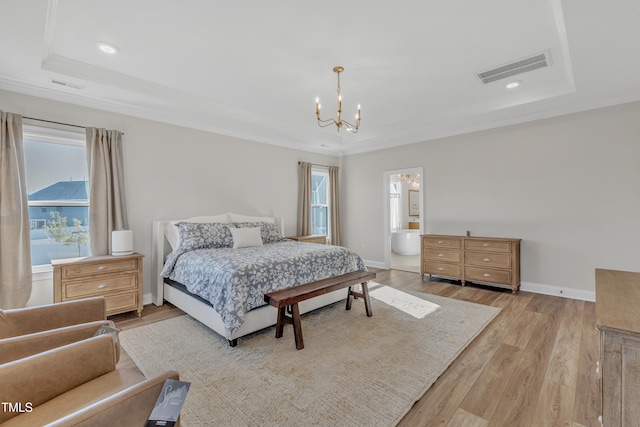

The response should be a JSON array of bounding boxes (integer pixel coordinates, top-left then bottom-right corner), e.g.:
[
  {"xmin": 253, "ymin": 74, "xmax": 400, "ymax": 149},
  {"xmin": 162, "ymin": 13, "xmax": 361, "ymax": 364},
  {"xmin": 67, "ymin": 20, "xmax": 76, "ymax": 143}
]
[
  {"xmin": 315, "ymin": 66, "xmax": 361, "ymax": 133},
  {"xmin": 400, "ymin": 174, "xmax": 420, "ymax": 187}
]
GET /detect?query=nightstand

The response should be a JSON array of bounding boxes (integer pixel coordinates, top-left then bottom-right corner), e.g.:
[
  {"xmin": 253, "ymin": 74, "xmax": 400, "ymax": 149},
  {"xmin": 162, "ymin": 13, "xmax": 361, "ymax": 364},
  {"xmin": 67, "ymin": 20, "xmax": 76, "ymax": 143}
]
[
  {"xmin": 287, "ymin": 235, "xmax": 327, "ymax": 244},
  {"xmin": 52, "ymin": 253, "xmax": 144, "ymax": 317}
]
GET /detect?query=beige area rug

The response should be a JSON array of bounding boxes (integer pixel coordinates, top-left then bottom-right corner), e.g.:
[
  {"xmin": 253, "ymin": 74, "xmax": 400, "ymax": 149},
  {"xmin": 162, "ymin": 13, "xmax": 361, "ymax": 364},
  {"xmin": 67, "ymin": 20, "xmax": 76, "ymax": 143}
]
[{"xmin": 119, "ymin": 284, "xmax": 500, "ymax": 427}]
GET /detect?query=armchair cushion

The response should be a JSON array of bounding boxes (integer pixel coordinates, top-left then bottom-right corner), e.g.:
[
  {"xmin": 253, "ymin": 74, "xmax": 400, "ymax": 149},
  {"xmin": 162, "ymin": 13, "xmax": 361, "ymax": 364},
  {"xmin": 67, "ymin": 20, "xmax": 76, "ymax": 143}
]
[
  {"xmin": 0, "ymin": 320, "xmax": 118, "ymax": 365},
  {"xmin": 0, "ymin": 297, "xmax": 107, "ymax": 339},
  {"xmin": 0, "ymin": 334, "xmax": 118, "ymax": 423}
]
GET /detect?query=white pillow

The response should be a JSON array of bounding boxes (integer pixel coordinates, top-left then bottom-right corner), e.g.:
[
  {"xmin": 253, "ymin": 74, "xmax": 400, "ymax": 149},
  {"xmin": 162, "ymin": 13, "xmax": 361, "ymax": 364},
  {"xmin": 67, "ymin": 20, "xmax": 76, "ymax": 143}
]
[
  {"xmin": 229, "ymin": 227, "xmax": 263, "ymax": 249},
  {"xmin": 228, "ymin": 213, "xmax": 275, "ymax": 223},
  {"xmin": 164, "ymin": 214, "xmax": 231, "ymax": 250}
]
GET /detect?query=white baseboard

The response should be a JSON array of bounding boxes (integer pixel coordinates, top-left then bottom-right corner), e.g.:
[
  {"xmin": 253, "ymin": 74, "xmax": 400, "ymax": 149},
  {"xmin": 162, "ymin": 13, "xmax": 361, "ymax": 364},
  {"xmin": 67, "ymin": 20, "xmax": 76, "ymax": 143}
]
[
  {"xmin": 364, "ymin": 259, "xmax": 386, "ymax": 269},
  {"xmin": 520, "ymin": 281, "xmax": 594, "ymax": 302}
]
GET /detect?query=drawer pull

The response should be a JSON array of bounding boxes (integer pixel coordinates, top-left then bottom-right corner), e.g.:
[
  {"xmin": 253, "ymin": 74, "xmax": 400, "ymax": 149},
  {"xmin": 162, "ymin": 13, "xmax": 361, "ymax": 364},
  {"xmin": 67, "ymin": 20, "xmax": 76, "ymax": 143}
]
[
  {"xmin": 483, "ymin": 273, "xmax": 491, "ymax": 277},
  {"xmin": 438, "ymin": 253, "xmax": 444, "ymax": 257},
  {"xmin": 438, "ymin": 240, "xmax": 444, "ymax": 244},
  {"xmin": 97, "ymin": 284, "xmax": 108, "ymax": 289},
  {"xmin": 97, "ymin": 265, "xmax": 108, "ymax": 271},
  {"xmin": 483, "ymin": 243, "xmax": 490, "ymax": 247},
  {"xmin": 438, "ymin": 267, "xmax": 444, "ymax": 271},
  {"xmin": 483, "ymin": 258, "xmax": 491, "ymax": 262}
]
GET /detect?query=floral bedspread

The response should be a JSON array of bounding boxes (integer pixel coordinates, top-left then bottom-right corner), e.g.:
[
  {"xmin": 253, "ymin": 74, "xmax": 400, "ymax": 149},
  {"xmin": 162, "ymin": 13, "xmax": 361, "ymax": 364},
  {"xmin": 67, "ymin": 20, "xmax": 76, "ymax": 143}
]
[{"xmin": 161, "ymin": 241, "xmax": 367, "ymax": 338}]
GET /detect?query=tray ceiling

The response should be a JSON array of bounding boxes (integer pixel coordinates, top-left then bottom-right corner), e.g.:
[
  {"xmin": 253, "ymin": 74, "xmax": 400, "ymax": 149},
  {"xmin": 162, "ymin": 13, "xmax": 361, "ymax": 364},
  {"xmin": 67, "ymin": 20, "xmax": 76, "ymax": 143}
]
[{"xmin": 1, "ymin": 0, "xmax": 639, "ymax": 155}]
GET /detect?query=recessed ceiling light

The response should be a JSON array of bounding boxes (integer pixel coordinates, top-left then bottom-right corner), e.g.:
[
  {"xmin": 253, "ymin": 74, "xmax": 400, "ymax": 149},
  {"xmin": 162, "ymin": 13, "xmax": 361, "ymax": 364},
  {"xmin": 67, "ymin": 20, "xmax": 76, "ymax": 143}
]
[
  {"xmin": 96, "ymin": 42, "xmax": 119, "ymax": 54},
  {"xmin": 506, "ymin": 80, "xmax": 521, "ymax": 89}
]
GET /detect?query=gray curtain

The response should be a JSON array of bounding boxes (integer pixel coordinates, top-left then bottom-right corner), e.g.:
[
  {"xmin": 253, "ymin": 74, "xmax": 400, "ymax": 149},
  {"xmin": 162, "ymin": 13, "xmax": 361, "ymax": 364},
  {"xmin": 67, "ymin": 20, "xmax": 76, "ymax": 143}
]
[
  {"xmin": 297, "ymin": 162, "xmax": 312, "ymax": 236},
  {"xmin": 329, "ymin": 166, "xmax": 341, "ymax": 246},
  {"xmin": 86, "ymin": 128, "xmax": 128, "ymax": 256},
  {"xmin": 0, "ymin": 111, "xmax": 32, "ymax": 308}
]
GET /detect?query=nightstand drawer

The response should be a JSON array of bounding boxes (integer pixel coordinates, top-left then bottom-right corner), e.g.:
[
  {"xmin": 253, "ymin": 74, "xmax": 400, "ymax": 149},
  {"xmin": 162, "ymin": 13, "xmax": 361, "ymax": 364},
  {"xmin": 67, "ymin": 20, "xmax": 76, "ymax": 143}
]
[
  {"xmin": 465, "ymin": 267, "xmax": 511, "ymax": 284},
  {"xmin": 287, "ymin": 235, "xmax": 327, "ymax": 244},
  {"xmin": 60, "ymin": 258, "xmax": 139, "ymax": 279},
  {"xmin": 104, "ymin": 291, "xmax": 139, "ymax": 316},
  {"xmin": 63, "ymin": 275, "xmax": 138, "ymax": 299},
  {"xmin": 465, "ymin": 252, "xmax": 512, "ymax": 269}
]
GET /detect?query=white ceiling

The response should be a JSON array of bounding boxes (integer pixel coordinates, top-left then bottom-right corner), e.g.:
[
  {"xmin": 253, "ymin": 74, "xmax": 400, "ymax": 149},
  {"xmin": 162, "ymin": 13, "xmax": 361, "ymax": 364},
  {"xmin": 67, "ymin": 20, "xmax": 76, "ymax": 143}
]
[{"xmin": 1, "ymin": 0, "xmax": 639, "ymax": 156}]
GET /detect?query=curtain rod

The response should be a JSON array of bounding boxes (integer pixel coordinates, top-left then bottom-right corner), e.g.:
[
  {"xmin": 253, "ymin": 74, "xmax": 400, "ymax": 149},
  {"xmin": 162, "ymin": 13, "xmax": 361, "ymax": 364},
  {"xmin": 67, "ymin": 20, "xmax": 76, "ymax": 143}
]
[
  {"xmin": 23, "ymin": 116, "xmax": 125, "ymax": 135},
  {"xmin": 298, "ymin": 161, "xmax": 336, "ymax": 168},
  {"xmin": 24, "ymin": 116, "xmax": 85, "ymax": 129}
]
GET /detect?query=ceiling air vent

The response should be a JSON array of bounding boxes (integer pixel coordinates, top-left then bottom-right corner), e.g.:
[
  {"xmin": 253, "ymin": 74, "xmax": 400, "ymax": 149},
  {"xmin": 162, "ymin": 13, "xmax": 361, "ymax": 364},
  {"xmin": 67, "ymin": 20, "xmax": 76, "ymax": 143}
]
[
  {"xmin": 476, "ymin": 51, "xmax": 551, "ymax": 84},
  {"xmin": 49, "ymin": 78, "xmax": 85, "ymax": 90}
]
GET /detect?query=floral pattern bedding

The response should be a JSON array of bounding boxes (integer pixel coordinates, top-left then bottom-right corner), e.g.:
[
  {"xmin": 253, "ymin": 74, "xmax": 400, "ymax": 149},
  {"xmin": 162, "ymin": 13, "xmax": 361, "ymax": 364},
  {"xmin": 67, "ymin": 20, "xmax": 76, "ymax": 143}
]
[{"xmin": 161, "ymin": 240, "xmax": 367, "ymax": 338}]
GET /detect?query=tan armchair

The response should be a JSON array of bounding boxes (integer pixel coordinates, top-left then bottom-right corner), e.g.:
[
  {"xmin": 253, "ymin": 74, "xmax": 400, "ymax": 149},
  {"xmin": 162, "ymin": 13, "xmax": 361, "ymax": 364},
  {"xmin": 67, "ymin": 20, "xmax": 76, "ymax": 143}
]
[
  {"xmin": 0, "ymin": 297, "xmax": 119, "ymax": 364},
  {"xmin": 0, "ymin": 334, "xmax": 180, "ymax": 426},
  {"xmin": 0, "ymin": 297, "xmax": 107, "ymax": 339}
]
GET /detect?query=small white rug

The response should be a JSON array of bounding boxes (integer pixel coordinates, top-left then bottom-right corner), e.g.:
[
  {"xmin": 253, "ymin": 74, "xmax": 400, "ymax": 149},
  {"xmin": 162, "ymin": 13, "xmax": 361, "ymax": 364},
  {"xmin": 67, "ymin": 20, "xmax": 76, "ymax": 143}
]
[{"xmin": 119, "ymin": 284, "xmax": 500, "ymax": 426}]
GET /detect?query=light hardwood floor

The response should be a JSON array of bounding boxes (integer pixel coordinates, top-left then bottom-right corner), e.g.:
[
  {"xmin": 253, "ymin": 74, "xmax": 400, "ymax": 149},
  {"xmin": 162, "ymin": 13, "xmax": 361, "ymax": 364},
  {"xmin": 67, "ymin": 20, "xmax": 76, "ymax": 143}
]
[{"xmin": 111, "ymin": 268, "xmax": 600, "ymax": 427}]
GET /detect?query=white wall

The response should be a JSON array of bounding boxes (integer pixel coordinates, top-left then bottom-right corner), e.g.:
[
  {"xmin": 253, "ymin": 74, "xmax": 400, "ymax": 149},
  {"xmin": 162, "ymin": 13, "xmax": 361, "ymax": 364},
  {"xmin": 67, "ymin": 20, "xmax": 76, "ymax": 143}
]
[
  {"xmin": 5, "ymin": 88, "xmax": 640, "ymax": 303},
  {"xmin": 341, "ymin": 101, "xmax": 640, "ymax": 299},
  {"xmin": 1, "ymin": 89, "xmax": 339, "ymax": 301}
]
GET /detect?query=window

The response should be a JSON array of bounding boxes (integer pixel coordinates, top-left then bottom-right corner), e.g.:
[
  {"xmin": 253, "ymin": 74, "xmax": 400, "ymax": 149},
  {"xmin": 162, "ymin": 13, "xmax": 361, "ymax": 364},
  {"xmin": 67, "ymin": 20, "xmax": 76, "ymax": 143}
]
[
  {"xmin": 23, "ymin": 125, "xmax": 90, "ymax": 267},
  {"xmin": 311, "ymin": 168, "xmax": 329, "ymax": 236}
]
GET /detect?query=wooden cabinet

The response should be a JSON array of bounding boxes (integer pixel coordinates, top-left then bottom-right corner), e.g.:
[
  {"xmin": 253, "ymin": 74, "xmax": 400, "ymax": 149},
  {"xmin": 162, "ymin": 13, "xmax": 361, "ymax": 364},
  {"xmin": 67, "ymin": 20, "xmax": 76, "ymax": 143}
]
[
  {"xmin": 595, "ymin": 269, "xmax": 640, "ymax": 426},
  {"xmin": 53, "ymin": 253, "xmax": 144, "ymax": 317},
  {"xmin": 421, "ymin": 234, "xmax": 521, "ymax": 293},
  {"xmin": 287, "ymin": 235, "xmax": 327, "ymax": 244}
]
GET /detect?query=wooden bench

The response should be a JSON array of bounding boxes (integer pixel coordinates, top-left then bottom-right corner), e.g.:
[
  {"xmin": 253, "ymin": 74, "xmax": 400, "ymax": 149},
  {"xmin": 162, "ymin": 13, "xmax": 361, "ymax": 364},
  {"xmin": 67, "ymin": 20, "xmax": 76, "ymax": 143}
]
[{"xmin": 263, "ymin": 270, "xmax": 376, "ymax": 350}]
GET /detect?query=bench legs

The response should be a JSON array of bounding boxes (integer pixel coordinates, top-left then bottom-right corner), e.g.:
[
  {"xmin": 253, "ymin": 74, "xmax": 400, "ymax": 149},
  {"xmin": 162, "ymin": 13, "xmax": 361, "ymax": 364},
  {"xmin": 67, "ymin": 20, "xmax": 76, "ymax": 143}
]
[
  {"xmin": 346, "ymin": 281, "xmax": 373, "ymax": 317},
  {"xmin": 274, "ymin": 280, "xmax": 373, "ymax": 350},
  {"xmin": 275, "ymin": 303, "xmax": 305, "ymax": 350}
]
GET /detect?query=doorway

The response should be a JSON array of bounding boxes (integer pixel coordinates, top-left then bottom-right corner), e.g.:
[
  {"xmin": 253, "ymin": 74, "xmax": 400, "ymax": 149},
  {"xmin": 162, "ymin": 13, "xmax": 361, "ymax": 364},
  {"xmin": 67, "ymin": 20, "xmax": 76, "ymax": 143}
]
[{"xmin": 383, "ymin": 167, "xmax": 424, "ymax": 273}]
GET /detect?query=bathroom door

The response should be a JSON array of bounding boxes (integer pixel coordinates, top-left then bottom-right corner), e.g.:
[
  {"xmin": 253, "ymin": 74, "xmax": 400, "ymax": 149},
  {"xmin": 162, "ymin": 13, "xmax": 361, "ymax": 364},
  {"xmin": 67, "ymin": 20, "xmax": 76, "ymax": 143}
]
[{"xmin": 383, "ymin": 167, "xmax": 424, "ymax": 270}]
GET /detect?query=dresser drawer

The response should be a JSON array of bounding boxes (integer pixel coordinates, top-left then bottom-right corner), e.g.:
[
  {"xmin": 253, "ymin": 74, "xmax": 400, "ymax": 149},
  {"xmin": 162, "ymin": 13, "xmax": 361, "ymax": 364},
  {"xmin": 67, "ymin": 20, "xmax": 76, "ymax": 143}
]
[
  {"xmin": 63, "ymin": 275, "xmax": 138, "ymax": 299},
  {"xmin": 423, "ymin": 236, "xmax": 461, "ymax": 249},
  {"xmin": 104, "ymin": 291, "xmax": 139, "ymax": 316},
  {"xmin": 60, "ymin": 258, "xmax": 139, "ymax": 280},
  {"xmin": 465, "ymin": 239, "xmax": 512, "ymax": 253},
  {"xmin": 424, "ymin": 262, "xmax": 462, "ymax": 278},
  {"xmin": 465, "ymin": 252, "xmax": 512, "ymax": 269},
  {"xmin": 465, "ymin": 266, "xmax": 512, "ymax": 284},
  {"xmin": 424, "ymin": 248, "xmax": 461, "ymax": 263}
]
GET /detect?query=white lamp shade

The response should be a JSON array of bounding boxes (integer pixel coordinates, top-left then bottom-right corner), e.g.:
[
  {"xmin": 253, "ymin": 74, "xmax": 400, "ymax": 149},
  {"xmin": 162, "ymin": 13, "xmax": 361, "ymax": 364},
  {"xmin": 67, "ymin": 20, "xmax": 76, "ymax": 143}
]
[{"xmin": 112, "ymin": 230, "xmax": 133, "ymax": 256}]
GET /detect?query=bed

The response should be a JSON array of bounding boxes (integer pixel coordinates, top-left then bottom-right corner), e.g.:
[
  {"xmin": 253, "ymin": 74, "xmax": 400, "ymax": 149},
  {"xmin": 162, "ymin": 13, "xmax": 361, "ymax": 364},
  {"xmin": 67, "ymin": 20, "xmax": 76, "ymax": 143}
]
[{"xmin": 151, "ymin": 213, "xmax": 368, "ymax": 346}]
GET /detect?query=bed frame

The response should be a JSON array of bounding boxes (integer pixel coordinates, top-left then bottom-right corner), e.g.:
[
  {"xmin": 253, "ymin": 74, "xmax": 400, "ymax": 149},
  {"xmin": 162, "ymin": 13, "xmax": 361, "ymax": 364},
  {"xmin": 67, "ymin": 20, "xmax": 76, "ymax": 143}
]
[{"xmin": 151, "ymin": 217, "xmax": 347, "ymax": 346}]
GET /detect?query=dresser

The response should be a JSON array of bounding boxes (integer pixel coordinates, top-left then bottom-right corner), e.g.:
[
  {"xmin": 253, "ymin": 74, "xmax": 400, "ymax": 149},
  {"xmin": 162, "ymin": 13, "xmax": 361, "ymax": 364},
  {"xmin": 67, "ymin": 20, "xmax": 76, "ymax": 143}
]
[
  {"xmin": 52, "ymin": 253, "xmax": 144, "ymax": 317},
  {"xmin": 421, "ymin": 234, "xmax": 521, "ymax": 293},
  {"xmin": 595, "ymin": 269, "xmax": 640, "ymax": 426}
]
